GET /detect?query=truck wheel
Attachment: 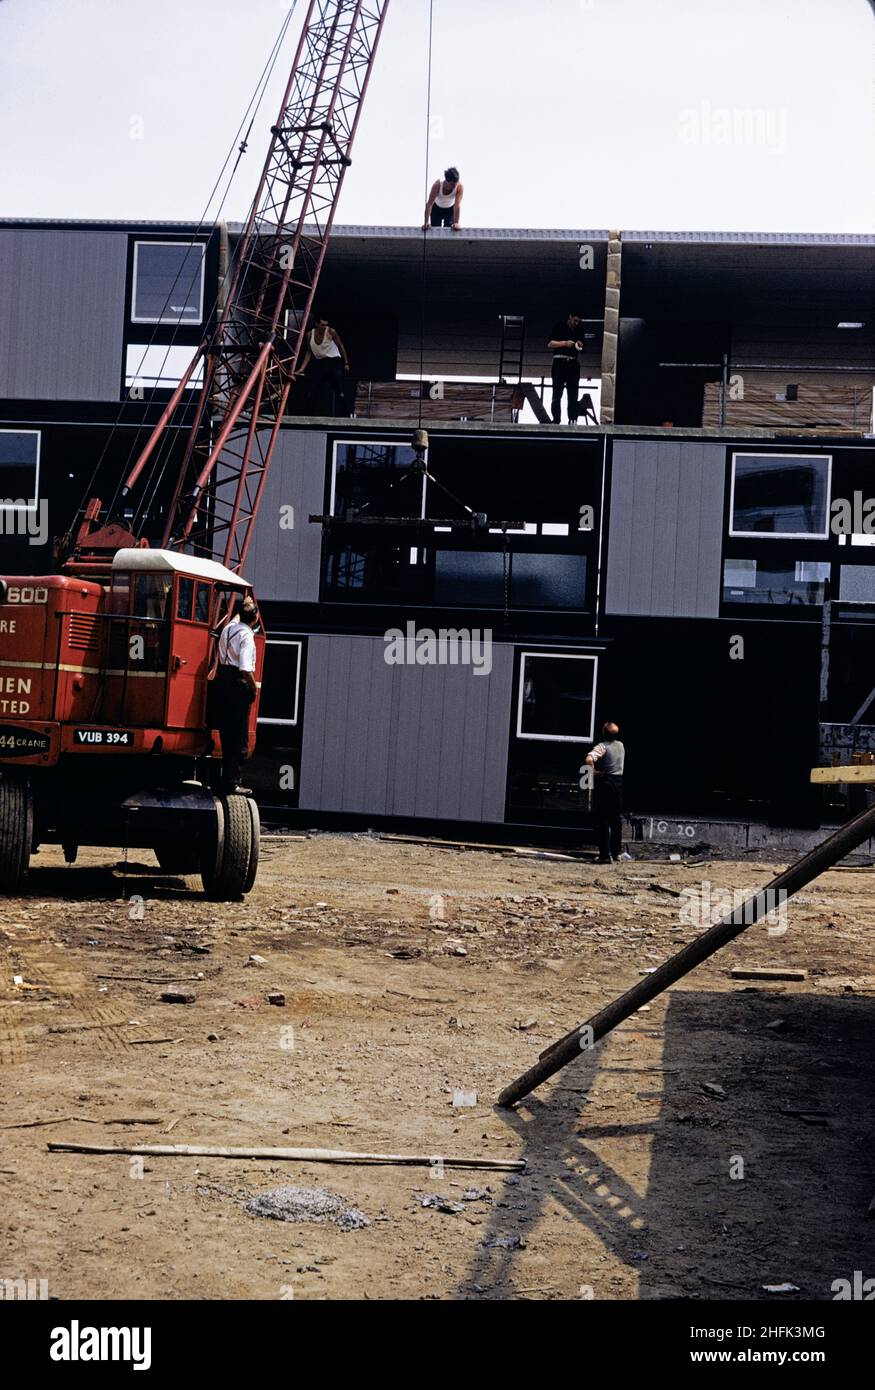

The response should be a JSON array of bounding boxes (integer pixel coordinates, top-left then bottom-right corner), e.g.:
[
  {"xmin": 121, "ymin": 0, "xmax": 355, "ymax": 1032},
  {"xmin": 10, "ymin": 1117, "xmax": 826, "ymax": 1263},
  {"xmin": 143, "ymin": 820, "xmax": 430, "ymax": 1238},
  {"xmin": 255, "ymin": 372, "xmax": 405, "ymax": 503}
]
[
  {"xmin": 201, "ymin": 794, "xmax": 254, "ymax": 901},
  {"xmin": 0, "ymin": 775, "xmax": 33, "ymax": 894},
  {"xmin": 242, "ymin": 796, "xmax": 260, "ymax": 893}
]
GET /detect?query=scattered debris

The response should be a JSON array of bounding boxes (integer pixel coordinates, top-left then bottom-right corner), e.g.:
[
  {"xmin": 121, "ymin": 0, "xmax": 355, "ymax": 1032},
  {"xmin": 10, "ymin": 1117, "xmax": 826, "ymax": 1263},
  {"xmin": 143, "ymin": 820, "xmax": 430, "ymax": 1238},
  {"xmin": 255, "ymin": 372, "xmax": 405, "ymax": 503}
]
[
  {"xmin": 512, "ymin": 1018, "xmax": 538, "ymax": 1031},
  {"xmin": 452, "ymin": 1090, "xmax": 477, "ymax": 1107},
  {"xmin": 481, "ymin": 1233, "xmax": 526, "ymax": 1250},
  {"xmin": 418, "ymin": 1193, "xmax": 464, "ymax": 1214},
  {"xmin": 267, "ymin": 992, "xmax": 286, "ymax": 1007},
  {"xmin": 160, "ymin": 990, "xmax": 196, "ymax": 1005},
  {"xmin": 245, "ymin": 954, "xmax": 267, "ymax": 967},
  {"xmin": 245, "ymin": 1185, "xmax": 370, "ymax": 1231},
  {"xmin": 702, "ymin": 1083, "xmax": 727, "ymax": 1100},
  {"xmin": 762, "ymin": 1282, "xmax": 801, "ymax": 1294}
]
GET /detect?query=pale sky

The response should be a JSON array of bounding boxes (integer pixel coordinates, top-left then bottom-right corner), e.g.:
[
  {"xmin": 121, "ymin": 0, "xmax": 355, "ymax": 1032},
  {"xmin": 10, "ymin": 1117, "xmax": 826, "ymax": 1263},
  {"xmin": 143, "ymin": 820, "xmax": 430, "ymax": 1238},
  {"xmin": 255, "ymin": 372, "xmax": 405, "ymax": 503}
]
[{"xmin": 2, "ymin": 0, "xmax": 873, "ymax": 233}]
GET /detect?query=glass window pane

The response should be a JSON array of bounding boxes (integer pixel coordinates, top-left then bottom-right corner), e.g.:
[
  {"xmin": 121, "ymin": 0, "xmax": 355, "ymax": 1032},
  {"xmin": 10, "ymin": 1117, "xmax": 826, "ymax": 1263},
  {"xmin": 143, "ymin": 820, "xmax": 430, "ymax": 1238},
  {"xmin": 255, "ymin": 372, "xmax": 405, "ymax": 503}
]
[
  {"xmin": 194, "ymin": 583, "xmax": 211, "ymax": 624},
  {"xmin": 518, "ymin": 655, "xmax": 595, "ymax": 741},
  {"xmin": 332, "ymin": 442, "xmax": 420, "ymax": 519},
  {"xmin": 434, "ymin": 551, "xmax": 504, "ymax": 605},
  {"xmin": 840, "ymin": 566, "xmax": 875, "ymax": 602},
  {"xmin": 511, "ymin": 553, "xmax": 586, "ymax": 609},
  {"xmin": 133, "ymin": 574, "xmax": 173, "ymax": 619},
  {"xmin": 176, "ymin": 577, "xmax": 194, "ymax": 621},
  {"xmin": 730, "ymin": 454, "xmax": 830, "ymax": 537},
  {"xmin": 723, "ymin": 558, "xmax": 830, "ymax": 605},
  {"xmin": 0, "ymin": 431, "xmax": 39, "ymax": 505},
  {"xmin": 133, "ymin": 243, "xmax": 204, "ymax": 324}
]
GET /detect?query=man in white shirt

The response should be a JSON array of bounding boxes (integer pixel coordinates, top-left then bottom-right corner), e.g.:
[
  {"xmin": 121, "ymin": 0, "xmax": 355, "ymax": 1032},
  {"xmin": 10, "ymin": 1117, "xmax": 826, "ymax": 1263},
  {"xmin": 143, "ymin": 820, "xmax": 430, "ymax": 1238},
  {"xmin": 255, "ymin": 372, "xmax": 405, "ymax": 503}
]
[
  {"xmin": 585, "ymin": 721, "xmax": 625, "ymax": 864},
  {"xmin": 214, "ymin": 599, "xmax": 258, "ymax": 794}
]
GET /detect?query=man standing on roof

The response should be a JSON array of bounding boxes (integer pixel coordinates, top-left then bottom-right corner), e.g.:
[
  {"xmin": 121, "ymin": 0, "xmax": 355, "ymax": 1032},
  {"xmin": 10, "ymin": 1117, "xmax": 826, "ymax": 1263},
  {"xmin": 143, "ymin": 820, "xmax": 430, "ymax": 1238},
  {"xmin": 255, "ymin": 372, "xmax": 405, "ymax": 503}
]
[
  {"xmin": 422, "ymin": 167, "xmax": 464, "ymax": 230},
  {"xmin": 214, "ymin": 598, "xmax": 259, "ymax": 795},
  {"xmin": 548, "ymin": 310, "xmax": 586, "ymax": 424},
  {"xmin": 585, "ymin": 721, "xmax": 625, "ymax": 864}
]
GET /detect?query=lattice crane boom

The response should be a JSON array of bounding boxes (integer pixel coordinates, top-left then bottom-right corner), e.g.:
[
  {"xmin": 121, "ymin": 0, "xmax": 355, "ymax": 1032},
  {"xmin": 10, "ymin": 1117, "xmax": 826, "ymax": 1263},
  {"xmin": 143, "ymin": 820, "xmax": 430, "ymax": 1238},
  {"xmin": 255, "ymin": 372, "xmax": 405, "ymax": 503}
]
[{"xmin": 112, "ymin": 0, "xmax": 390, "ymax": 574}]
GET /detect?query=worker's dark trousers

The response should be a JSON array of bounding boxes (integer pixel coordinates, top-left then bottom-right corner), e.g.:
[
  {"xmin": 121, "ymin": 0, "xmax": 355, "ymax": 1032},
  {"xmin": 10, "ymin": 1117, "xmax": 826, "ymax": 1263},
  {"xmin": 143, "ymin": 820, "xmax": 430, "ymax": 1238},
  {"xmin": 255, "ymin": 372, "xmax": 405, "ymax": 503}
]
[
  {"xmin": 595, "ymin": 775, "xmax": 624, "ymax": 860},
  {"xmin": 214, "ymin": 665, "xmax": 252, "ymax": 792},
  {"xmin": 310, "ymin": 357, "xmax": 345, "ymax": 416},
  {"xmin": 430, "ymin": 204, "xmax": 454, "ymax": 227},
  {"xmin": 551, "ymin": 357, "xmax": 581, "ymax": 423}
]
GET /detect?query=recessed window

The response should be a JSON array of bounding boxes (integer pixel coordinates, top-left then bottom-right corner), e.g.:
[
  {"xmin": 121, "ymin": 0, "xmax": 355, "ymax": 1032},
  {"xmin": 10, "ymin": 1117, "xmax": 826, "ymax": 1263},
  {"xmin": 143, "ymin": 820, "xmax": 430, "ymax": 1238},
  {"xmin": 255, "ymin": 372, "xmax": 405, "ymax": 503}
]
[
  {"xmin": 0, "ymin": 430, "xmax": 40, "ymax": 510},
  {"xmin": 722, "ymin": 558, "xmax": 830, "ymax": 606},
  {"xmin": 516, "ymin": 652, "xmax": 597, "ymax": 743},
  {"xmin": 258, "ymin": 641, "xmax": 302, "ymax": 726},
  {"xmin": 132, "ymin": 241, "xmax": 205, "ymax": 325},
  {"xmin": 331, "ymin": 441, "xmax": 423, "ymax": 519},
  {"xmin": 729, "ymin": 453, "xmax": 831, "ymax": 539}
]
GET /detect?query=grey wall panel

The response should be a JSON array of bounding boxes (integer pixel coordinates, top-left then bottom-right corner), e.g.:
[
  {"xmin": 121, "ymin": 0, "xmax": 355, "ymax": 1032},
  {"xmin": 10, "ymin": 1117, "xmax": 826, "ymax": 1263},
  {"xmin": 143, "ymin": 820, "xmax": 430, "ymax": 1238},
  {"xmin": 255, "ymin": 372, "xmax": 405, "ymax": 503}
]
[
  {"xmin": 243, "ymin": 429, "xmax": 327, "ymax": 602},
  {"xmin": 0, "ymin": 230, "xmax": 127, "ymax": 401},
  {"xmin": 605, "ymin": 439, "xmax": 726, "ymax": 618},
  {"xmin": 299, "ymin": 635, "xmax": 514, "ymax": 823}
]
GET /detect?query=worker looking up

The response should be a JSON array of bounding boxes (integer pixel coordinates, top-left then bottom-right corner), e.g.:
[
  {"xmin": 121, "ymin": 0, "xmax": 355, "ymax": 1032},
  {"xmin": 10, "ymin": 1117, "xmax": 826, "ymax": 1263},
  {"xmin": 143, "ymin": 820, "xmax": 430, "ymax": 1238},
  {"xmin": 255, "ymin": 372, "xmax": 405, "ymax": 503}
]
[
  {"xmin": 585, "ymin": 721, "xmax": 625, "ymax": 864},
  {"xmin": 422, "ymin": 167, "xmax": 464, "ymax": 230},
  {"xmin": 547, "ymin": 310, "xmax": 586, "ymax": 424},
  {"xmin": 298, "ymin": 315, "xmax": 350, "ymax": 416},
  {"xmin": 214, "ymin": 598, "xmax": 259, "ymax": 795}
]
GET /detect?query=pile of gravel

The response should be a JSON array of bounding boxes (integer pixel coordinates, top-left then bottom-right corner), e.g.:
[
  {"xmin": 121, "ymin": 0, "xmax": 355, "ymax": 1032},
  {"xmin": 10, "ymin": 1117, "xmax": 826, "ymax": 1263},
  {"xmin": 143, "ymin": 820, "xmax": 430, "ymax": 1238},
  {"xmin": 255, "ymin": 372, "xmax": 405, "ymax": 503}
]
[{"xmin": 244, "ymin": 1185, "xmax": 370, "ymax": 1231}]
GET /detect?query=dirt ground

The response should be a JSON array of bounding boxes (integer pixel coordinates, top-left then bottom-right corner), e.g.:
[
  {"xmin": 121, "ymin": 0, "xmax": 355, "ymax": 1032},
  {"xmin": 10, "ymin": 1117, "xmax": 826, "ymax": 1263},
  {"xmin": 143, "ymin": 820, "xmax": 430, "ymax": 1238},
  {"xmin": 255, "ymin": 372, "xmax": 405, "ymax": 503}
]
[{"xmin": 2, "ymin": 831, "xmax": 874, "ymax": 1301}]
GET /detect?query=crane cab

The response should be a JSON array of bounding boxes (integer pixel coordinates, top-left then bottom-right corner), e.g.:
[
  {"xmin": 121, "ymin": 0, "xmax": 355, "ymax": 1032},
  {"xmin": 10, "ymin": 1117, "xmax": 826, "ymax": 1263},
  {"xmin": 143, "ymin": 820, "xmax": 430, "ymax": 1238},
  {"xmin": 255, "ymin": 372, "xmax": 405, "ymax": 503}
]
[{"xmin": 100, "ymin": 549, "xmax": 263, "ymax": 754}]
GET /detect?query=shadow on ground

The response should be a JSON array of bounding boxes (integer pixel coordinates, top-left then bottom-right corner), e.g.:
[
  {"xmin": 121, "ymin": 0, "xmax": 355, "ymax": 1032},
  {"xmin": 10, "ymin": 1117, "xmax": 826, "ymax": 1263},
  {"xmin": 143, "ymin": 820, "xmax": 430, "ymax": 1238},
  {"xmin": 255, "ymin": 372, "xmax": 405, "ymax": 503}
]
[{"xmin": 459, "ymin": 990, "xmax": 875, "ymax": 1300}]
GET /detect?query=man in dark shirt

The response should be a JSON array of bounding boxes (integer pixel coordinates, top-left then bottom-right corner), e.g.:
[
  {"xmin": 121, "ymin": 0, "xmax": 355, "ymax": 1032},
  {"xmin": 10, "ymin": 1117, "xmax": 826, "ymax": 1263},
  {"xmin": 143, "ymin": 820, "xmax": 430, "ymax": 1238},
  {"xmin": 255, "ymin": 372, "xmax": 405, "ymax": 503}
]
[{"xmin": 548, "ymin": 311, "xmax": 585, "ymax": 424}]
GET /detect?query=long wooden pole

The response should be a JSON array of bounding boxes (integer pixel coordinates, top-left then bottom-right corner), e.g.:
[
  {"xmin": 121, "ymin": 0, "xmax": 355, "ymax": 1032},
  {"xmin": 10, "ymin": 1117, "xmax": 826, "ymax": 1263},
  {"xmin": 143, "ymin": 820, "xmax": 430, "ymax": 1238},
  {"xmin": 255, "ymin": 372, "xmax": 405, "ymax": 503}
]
[
  {"xmin": 48, "ymin": 1141, "xmax": 525, "ymax": 1172},
  {"xmin": 498, "ymin": 800, "xmax": 875, "ymax": 1108}
]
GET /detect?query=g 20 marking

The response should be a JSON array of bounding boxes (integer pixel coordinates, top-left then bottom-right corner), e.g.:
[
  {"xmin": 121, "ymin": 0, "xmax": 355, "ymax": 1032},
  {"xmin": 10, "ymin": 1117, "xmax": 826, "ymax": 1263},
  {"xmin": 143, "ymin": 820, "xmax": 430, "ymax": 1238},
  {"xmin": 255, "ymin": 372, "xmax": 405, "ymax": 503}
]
[{"xmin": 648, "ymin": 818, "xmax": 696, "ymax": 839}]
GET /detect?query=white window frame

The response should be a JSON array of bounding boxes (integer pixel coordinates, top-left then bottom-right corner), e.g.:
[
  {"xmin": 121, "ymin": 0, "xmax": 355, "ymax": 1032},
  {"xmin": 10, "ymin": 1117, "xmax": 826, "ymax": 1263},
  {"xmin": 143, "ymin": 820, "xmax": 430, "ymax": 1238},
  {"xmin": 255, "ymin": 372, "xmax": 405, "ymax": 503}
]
[
  {"xmin": 728, "ymin": 451, "xmax": 832, "ymax": 541},
  {"xmin": 0, "ymin": 429, "xmax": 41, "ymax": 513},
  {"xmin": 330, "ymin": 439, "xmax": 426, "ymax": 518},
  {"xmin": 257, "ymin": 639, "xmax": 302, "ymax": 727},
  {"xmin": 131, "ymin": 240, "xmax": 206, "ymax": 326},
  {"xmin": 516, "ymin": 650, "xmax": 598, "ymax": 744}
]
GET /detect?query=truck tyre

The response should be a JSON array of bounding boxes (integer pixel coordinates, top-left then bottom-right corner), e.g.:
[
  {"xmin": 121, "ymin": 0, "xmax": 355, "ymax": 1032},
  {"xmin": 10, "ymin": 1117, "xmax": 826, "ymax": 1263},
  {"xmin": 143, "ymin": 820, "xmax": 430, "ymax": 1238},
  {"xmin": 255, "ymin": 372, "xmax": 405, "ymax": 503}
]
[
  {"xmin": 201, "ymin": 793, "xmax": 253, "ymax": 901},
  {"xmin": 0, "ymin": 774, "xmax": 33, "ymax": 894},
  {"xmin": 242, "ymin": 796, "xmax": 260, "ymax": 893}
]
